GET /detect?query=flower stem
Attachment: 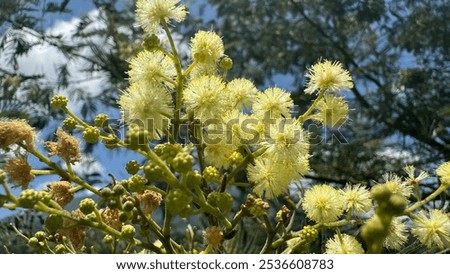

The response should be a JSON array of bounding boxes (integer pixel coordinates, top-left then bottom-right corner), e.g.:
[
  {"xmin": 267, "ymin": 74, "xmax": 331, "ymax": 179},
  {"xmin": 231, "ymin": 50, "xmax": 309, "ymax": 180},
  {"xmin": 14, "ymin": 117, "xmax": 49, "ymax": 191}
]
[
  {"xmin": 297, "ymin": 88, "xmax": 326, "ymax": 123},
  {"xmin": 404, "ymin": 184, "xmax": 449, "ymax": 214}
]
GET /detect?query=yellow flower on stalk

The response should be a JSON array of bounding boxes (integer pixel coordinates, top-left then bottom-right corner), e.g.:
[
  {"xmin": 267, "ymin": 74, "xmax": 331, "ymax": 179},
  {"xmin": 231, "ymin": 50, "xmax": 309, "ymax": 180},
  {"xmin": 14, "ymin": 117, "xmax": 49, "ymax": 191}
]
[
  {"xmin": 325, "ymin": 234, "xmax": 364, "ymax": 254},
  {"xmin": 312, "ymin": 94, "xmax": 349, "ymax": 127},
  {"xmin": 190, "ymin": 31, "xmax": 224, "ymax": 63},
  {"xmin": 411, "ymin": 209, "xmax": 450, "ymax": 249},
  {"xmin": 436, "ymin": 161, "xmax": 450, "ymax": 186},
  {"xmin": 128, "ymin": 50, "xmax": 176, "ymax": 88},
  {"xmin": 304, "ymin": 59, "xmax": 353, "ymax": 94},
  {"xmin": 136, "ymin": 0, "xmax": 187, "ymax": 34},
  {"xmin": 403, "ymin": 165, "xmax": 429, "ymax": 185},
  {"xmin": 184, "ymin": 75, "xmax": 228, "ymax": 121},
  {"xmin": 226, "ymin": 78, "xmax": 259, "ymax": 110},
  {"xmin": 382, "ymin": 173, "xmax": 413, "ymax": 199},
  {"xmin": 119, "ymin": 82, "xmax": 173, "ymax": 139},
  {"xmin": 253, "ymin": 87, "xmax": 294, "ymax": 120},
  {"xmin": 383, "ymin": 217, "xmax": 408, "ymax": 250},
  {"xmin": 340, "ymin": 184, "xmax": 372, "ymax": 216},
  {"xmin": 203, "ymin": 141, "xmax": 236, "ymax": 169},
  {"xmin": 302, "ymin": 184, "xmax": 344, "ymax": 223}
]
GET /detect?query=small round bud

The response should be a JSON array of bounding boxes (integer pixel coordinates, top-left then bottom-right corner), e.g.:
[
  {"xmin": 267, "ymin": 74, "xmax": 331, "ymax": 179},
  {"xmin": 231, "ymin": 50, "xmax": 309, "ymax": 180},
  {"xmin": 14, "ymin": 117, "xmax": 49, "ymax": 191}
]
[
  {"xmin": 50, "ymin": 95, "xmax": 68, "ymax": 108},
  {"xmin": 126, "ymin": 160, "xmax": 141, "ymax": 175},
  {"xmin": 94, "ymin": 113, "xmax": 109, "ymax": 127},
  {"xmin": 125, "ymin": 124, "xmax": 150, "ymax": 150},
  {"xmin": 83, "ymin": 126, "xmax": 101, "ymax": 143},
  {"xmin": 85, "ymin": 212, "xmax": 98, "ymax": 222},
  {"xmin": 203, "ymin": 166, "xmax": 219, "ymax": 182},
  {"xmin": 103, "ymin": 235, "xmax": 114, "ymax": 244},
  {"xmin": 154, "ymin": 143, "xmax": 183, "ymax": 165},
  {"xmin": 128, "ymin": 174, "xmax": 147, "ymax": 192},
  {"xmin": 103, "ymin": 134, "xmax": 119, "ymax": 149},
  {"xmin": 172, "ymin": 151, "xmax": 193, "ymax": 173},
  {"xmin": 34, "ymin": 231, "xmax": 46, "ymax": 241},
  {"xmin": 119, "ymin": 211, "xmax": 130, "ymax": 222},
  {"xmin": 100, "ymin": 187, "xmax": 113, "ymax": 198},
  {"xmin": 207, "ymin": 192, "xmax": 233, "ymax": 215},
  {"xmin": 121, "ymin": 224, "xmax": 136, "ymax": 239},
  {"xmin": 142, "ymin": 34, "xmax": 161, "ymax": 51},
  {"xmin": 165, "ymin": 189, "xmax": 193, "ymax": 217},
  {"xmin": 228, "ymin": 151, "xmax": 243, "ymax": 166},
  {"xmin": 386, "ymin": 194, "xmax": 408, "ymax": 216},
  {"xmin": 45, "ymin": 214, "xmax": 63, "ymax": 234},
  {"xmin": 62, "ymin": 117, "xmax": 77, "ymax": 131},
  {"xmin": 79, "ymin": 198, "xmax": 96, "ymax": 215},
  {"xmin": 18, "ymin": 189, "xmax": 38, "ymax": 208},
  {"xmin": 185, "ymin": 170, "xmax": 202, "ymax": 188},
  {"xmin": 219, "ymin": 56, "xmax": 233, "ymax": 70},
  {"xmin": 37, "ymin": 191, "xmax": 52, "ymax": 205},
  {"xmin": 122, "ymin": 201, "xmax": 135, "ymax": 212},
  {"xmin": 113, "ymin": 184, "xmax": 126, "ymax": 196},
  {"xmin": 299, "ymin": 225, "xmax": 318, "ymax": 243},
  {"xmin": 55, "ymin": 244, "xmax": 66, "ymax": 254},
  {"xmin": 109, "ymin": 199, "xmax": 120, "ymax": 209},
  {"xmin": 143, "ymin": 162, "xmax": 163, "ymax": 181},
  {"xmin": 28, "ymin": 237, "xmax": 40, "ymax": 248},
  {"xmin": 275, "ymin": 205, "xmax": 290, "ymax": 223}
]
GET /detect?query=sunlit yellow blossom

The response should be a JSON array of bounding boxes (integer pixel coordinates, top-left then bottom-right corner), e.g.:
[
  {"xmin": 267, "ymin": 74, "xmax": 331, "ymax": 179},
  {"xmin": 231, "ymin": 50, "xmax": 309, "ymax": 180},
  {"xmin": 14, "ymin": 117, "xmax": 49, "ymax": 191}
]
[
  {"xmin": 136, "ymin": 0, "xmax": 187, "ymax": 34},
  {"xmin": 226, "ymin": 78, "xmax": 258, "ymax": 110},
  {"xmin": 312, "ymin": 94, "xmax": 349, "ymax": 127},
  {"xmin": 325, "ymin": 234, "xmax": 364, "ymax": 254},
  {"xmin": 190, "ymin": 61, "xmax": 218, "ymax": 78},
  {"xmin": 253, "ymin": 87, "xmax": 294, "ymax": 119},
  {"xmin": 184, "ymin": 75, "xmax": 228, "ymax": 121},
  {"xmin": 221, "ymin": 110, "xmax": 254, "ymax": 146},
  {"xmin": 436, "ymin": 161, "xmax": 450, "ymax": 186},
  {"xmin": 411, "ymin": 209, "xmax": 450, "ymax": 249},
  {"xmin": 340, "ymin": 184, "xmax": 372, "ymax": 216},
  {"xmin": 302, "ymin": 184, "xmax": 344, "ymax": 223},
  {"xmin": 128, "ymin": 50, "xmax": 176, "ymax": 88},
  {"xmin": 261, "ymin": 120, "xmax": 310, "ymax": 162},
  {"xmin": 119, "ymin": 82, "xmax": 173, "ymax": 139},
  {"xmin": 384, "ymin": 217, "xmax": 408, "ymax": 250},
  {"xmin": 247, "ymin": 157, "xmax": 295, "ymax": 199},
  {"xmin": 190, "ymin": 31, "xmax": 224, "ymax": 63},
  {"xmin": 203, "ymin": 140, "xmax": 236, "ymax": 169},
  {"xmin": 382, "ymin": 173, "xmax": 413, "ymax": 198},
  {"xmin": 305, "ymin": 59, "xmax": 353, "ymax": 94}
]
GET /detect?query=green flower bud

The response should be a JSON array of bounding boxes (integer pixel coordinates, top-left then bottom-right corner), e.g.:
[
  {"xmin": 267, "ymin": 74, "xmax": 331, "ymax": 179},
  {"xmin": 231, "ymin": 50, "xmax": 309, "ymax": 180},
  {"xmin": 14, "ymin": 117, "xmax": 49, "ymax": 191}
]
[
  {"xmin": 119, "ymin": 211, "xmax": 130, "ymax": 222},
  {"xmin": 83, "ymin": 126, "xmax": 101, "ymax": 143},
  {"xmin": 62, "ymin": 117, "xmax": 77, "ymax": 131},
  {"xmin": 172, "ymin": 151, "xmax": 193, "ymax": 173},
  {"xmin": 165, "ymin": 189, "xmax": 193, "ymax": 217},
  {"xmin": 103, "ymin": 235, "xmax": 114, "ymax": 244},
  {"xmin": 126, "ymin": 160, "xmax": 141, "ymax": 175},
  {"xmin": 55, "ymin": 244, "xmax": 66, "ymax": 254},
  {"xmin": 142, "ymin": 34, "xmax": 161, "ymax": 51},
  {"xmin": 113, "ymin": 184, "xmax": 126, "ymax": 196},
  {"xmin": 18, "ymin": 189, "xmax": 38, "ymax": 208},
  {"xmin": 121, "ymin": 224, "xmax": 136, "ymax": 239},
  {"xmin": 219, "ymin": 56, "xmax": 233, "ymax": 70},
  {"xmin": 122, "ymin": 201, "xmax": 135, "ymax": 212},
  {"xmin": 203, "ymin": 166, "xmax": 219, "ymax": 182},
  {"xmin": 125, "ymin": 124, "xmax": 149, "ymax": 150},
  {"xmin": 108, "ymin": 198, "xmax": 120, "ymax": 209},
  {"xmin": 28, "ymin": 237, "xmax": 40, "ymax": 248},
  {"xmin": 299, "ymin": 225, "xmax": 318, "ymax": 243},
  {"xmin": 37, "ymin": 191, "xmax": 52, "ymax": 205},
  {"xmin": 79, "ymin": 198, "xmax": 96, "ymax": 214},
  {"xmin": 143, "ymin": 162, "xmax": 163, "ymax": 182},
  {"xmin": 370, "ymin": 184, "xmax": 391, "ymax": 202},
  {"xmin": 128, "ymin": 174, "xmax": 147, "ymax": 192},
  {"xmin": 94, "ymin": 113, "xmax": 109, "ymax": 127},
  {"xmin": 386, "ymin": 194, "xmax": 408, "ymax": 216},
  {"xmin": 228, "ymin": 151, "xmax": 243, "ymax": 166},
  {"xmin": 50, "ymin": 95, "xmax": 68, "ymax": 109},
  {"xmin": 185, "ymin": 170, "xmax": 202, "ymax": 188},
  {"xmin": 100, "ymin": 187, "xmax": 113, "ymax": 198},
  {"xmin": 85, "ymin": 212, "xmax": 98, "ymax": 222},
  {"xmin": 34, "ymin": 231, "xmax": 46, "ymax": 241},
  {"xmin": 207, "ymin": 192, "xmax": 233, "ymax": 215},
  {"xmin": 45, "ymin": 214, "xmax": 63, "ymax": 234},
  {"xmin": 103, "ymin": 134, "xmax": 119, "ymax": 149},
  {"xmin": 154, "ymin": 143, "xmax": 183, "ymax": 165}
]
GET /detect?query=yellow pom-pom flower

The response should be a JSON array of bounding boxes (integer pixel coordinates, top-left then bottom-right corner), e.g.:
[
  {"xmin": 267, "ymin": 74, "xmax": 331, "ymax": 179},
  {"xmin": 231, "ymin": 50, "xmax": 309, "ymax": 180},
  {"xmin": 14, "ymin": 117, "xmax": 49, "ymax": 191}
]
[
  {"xmin": 304, "ymin": 59, "xmax": 353, "ymax": 94},
  {"xmin": 190, "ymin": 30, "xmax": 224, "ymax": 63},
  {"xmin": 411, "ymin": 209, "xmax": 450, "ymax": 249},
  {"xmin": 136, "ymin": 0, "xmax": 187, "ymax": 34},
  {"xmin": 325, "ymin": 233, "xmax": 364, "ymax": 254},
  {"xmin": 312, "ymin": 94, "xmax": 349, "ymax": 127},
  {"xmin": 226, "ymin": 78, "xmax": 259, "ymax": 110},
  {"xmin": 383, "ymin": 217, "xmax": 408, "ymax": 250},
  {"xmin": 340, "ymin": 184, "xmax": 372, "ymax": 216},
  {"xmin": 436, "ymin": 161, "xmax": 450, "ymax": 186},
  {"xmin": 253, "ymin": 87, "xmax": 294, "ymax": 120},
  {"xmin": 302, "ymin": 184, "xmax": 344, "ymax": 223}
]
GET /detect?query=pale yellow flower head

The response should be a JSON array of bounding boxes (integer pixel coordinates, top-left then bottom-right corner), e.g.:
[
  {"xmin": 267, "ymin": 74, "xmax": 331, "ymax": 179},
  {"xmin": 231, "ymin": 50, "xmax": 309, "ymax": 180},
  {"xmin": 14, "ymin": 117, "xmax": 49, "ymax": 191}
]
[
  {"xmin": 136, "ymin": 0, "xmax": 187, "ymax": 34},
  {"xmin": 403, "ymin": 165, "xmax": 429, "ymax": 185},
  {"xmin": 226, "ymin": 78, "xmax": 259, "ymax": 110},
  {"xmin": 184, "ymin": 75, "xmax": 228, "ymax": 121},
  {"xmin": 436, "ymin": 161, "xmax": 450, "ymax": 186},
  {"xmin": 411, "ymin": 209, "xmax": 450, "ymax": 249},
  {"xmin": 203, "ymin": 141, "xmax": 236, "ymax": 169},
  {"xmin": 128, "ymin": 50, "xmax": 176, "ymax": 88},
  {"xmin": 302, "ymin": 184, "xmax": 345, "ymax": 223},
  {"xmin": 312, "ymin": 94, "xmax": 349, "ymax": 127},
  {"xmin": 382, "ymin": 173, "xmax": 413, "ymax": 199},
  {"xmin": 119, "ymin": 82, "xmax": 174, "ymax": 139},
  {"xmin": 305, "ymin": 59, "xmax": 353, "ymax": 94},
  {"xmin": 340, "ymin": 184, "xmax": 372, "ymax": 216},
  {"xmin": 325, "ymin": 234, "xmax": 364, "ymax": 254},
  {"xmin": 383, "ymin": 217, "xmax": 408, "ymax": 250},
  {"xmin": 253, "ymin": 87, "xmax": 294, "ymax": 119},
  {"xmin": 190, "ymin": 31, "xmax": 224, "ymax": 63}
]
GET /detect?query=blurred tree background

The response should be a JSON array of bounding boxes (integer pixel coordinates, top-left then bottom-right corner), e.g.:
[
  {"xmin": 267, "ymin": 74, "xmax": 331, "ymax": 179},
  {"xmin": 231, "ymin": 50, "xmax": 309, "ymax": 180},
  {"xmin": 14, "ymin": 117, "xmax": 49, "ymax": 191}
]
[{"xmin": 1, "ymin": 0, "xmax": 449, "ymax": 253}]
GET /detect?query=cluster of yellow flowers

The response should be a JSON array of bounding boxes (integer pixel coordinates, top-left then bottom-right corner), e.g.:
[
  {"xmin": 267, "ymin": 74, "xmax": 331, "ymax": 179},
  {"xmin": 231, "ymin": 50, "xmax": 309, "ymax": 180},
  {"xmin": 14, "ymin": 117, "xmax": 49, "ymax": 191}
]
[{"xmin": 0, "ymin": 0, "xmax": 449, "ymax": 254}]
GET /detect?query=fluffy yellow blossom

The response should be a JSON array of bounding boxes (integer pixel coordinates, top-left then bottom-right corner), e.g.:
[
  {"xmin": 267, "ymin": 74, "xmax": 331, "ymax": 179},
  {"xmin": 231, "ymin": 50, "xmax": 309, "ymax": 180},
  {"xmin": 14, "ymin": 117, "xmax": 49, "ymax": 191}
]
[
  {"xmin": 305, "ymin": 59, "xmax": 353, "ymax": 94},
  {"xmin": 384, "ymin": 217, "xmax": 408, "ymax": 250},
  {"xmin": 119, "ymin": 82, "xmax": 173, "ymax": 139},
  {"xmin": 436, "ymin": 161, "xmax": 450, "ymax": 186},
  {"xmin": 325, "ymin": 234, "xmax": 364, "ymax": 254},
  {"xmin": 221, "ymin": 110, "xmax": 254, "ymax": 146},
  {"xmin": 253, "ymin": 87, "xmax": 294, "ymax": 119},
  {"xmin": 136, "ymin": 0, "xmax": 187, "ymax": 34},
  {"xmin": 411, "ymin": 209, "xmax": 450, "ymax": 249},
  {"xmin": 184, "ymin": 75, "xmax": 228, "ymax": 121},
  {"xmin": 340, "ymin": 184, "xmax": 372, "ymax": 216},
  {"xmin": 189, "ymin": 61, "xmax": 218, "ymax": 78},
  {"xmin": 226, "ymin": 78, "xmax": 259, "ymax": 110},
  {"xmin": 382, "ymin": 173, "xmax": 413, "ymax": 198},
  {"xmin": 302, "ymin": 184, "xmax": 344, "ymax": 223},
  {"xmin": 203, "ymin": 141, "xmax": 236, "ymax": 169},
  {"xmin": 403, "ymin": 165, "xmax": 429, "ymax": 185},
  {"xmin": 190, "ymin": 31, "xmax": 224, "ymax": 63},
  {"xmin": 247, "ymin": 157, "xmax": 295, "ymax": 199},
  {"xmin": 128, "ymin": 50, "xmax": 176, "ymax": 88},
  {"xmin": 312, "ymin": 94, "xmax": 349, "ymax": 127}
]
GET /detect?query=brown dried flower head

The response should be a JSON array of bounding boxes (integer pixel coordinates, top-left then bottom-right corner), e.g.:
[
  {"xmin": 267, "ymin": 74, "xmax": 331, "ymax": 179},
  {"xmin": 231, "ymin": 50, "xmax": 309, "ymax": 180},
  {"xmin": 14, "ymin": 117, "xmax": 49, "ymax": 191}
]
[
  {"xmin": 203, "ymin": 226, "xmax": 223, "ymax": 247},
  {"xmin": 49, "ymin": 181, "xmax": 74, "ymax": 207},
  {"xmin": 101, "ymin": 207, "xmax": 122, "ymax": 231},
  {"xmin": 5, "ymin": 158, "xmax": 35, "ymax": 189},
  {"xmin": 58, "ymin": 209, "xmax": 85, "ymax": 250},
  {"xmin": 0, "ymin": 120, "xmax": 35, "ymax": 150},
  {"xmin": 46, "ymin": 129, "xmax": 81, "ymax": 163},
  {"xmin": 136, "ymin": 190, "xmax": 162, "ymax": 215}
]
